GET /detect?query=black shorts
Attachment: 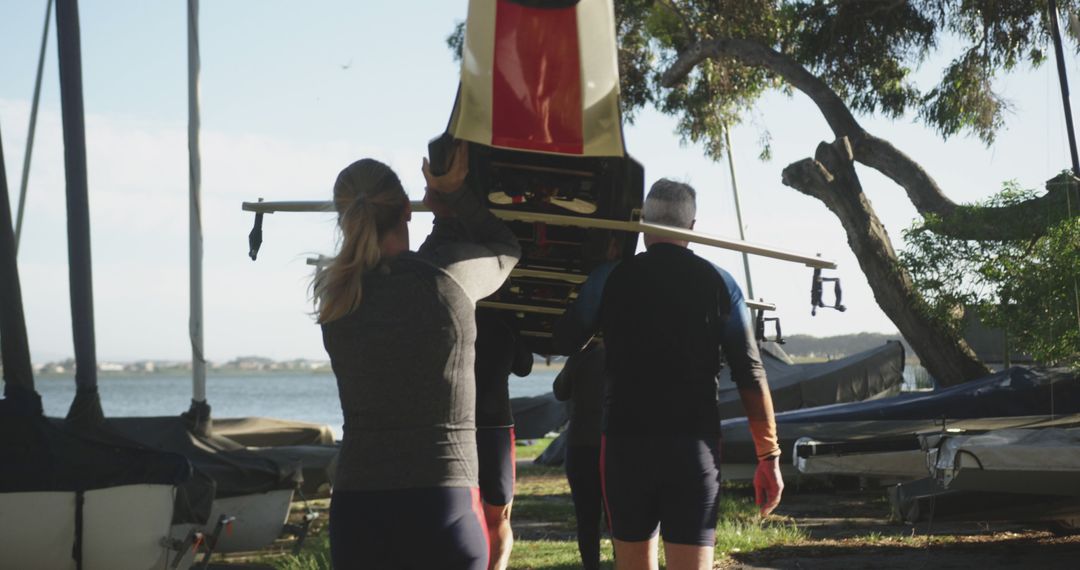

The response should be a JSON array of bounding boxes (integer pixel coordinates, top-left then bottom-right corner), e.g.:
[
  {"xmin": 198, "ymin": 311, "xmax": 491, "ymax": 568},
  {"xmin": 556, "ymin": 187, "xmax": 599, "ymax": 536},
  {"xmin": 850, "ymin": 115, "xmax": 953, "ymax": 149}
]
[
  {"xmin": 600, "ymin": 434, "xmax": 721, "ymax": 546},
  {"xmin": 329, "ymin": 486, "xmax": 489, "ymax": 569},
  {"xmin": 477, "ymin": 426, "xmax": 516, "ymax": 506}
]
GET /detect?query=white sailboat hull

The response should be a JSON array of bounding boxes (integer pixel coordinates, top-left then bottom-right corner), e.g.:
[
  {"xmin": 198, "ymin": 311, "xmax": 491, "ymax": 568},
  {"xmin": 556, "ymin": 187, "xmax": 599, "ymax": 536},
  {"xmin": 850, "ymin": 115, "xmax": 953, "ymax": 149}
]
[
  {"xmin": 170, "ymin": 488, "xmax": 294, "ymax": 554},
  {"xmin": 0, "ymin": 484, "xmax": 177, "ymax": 570}
]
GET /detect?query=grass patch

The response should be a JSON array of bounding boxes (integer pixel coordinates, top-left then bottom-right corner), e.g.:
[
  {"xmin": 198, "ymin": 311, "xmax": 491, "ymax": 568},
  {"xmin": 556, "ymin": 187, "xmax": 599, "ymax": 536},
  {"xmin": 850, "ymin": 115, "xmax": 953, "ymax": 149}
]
[
  {"xmin": 510, "ymin": 539, "xmax": 615, "ymax": 569},
  {"xmin": 516, "ymin": 464, "xmax": 570, "ymax": 495},
  {"xmin": 265, "ymin": 534, "xmax": 330, "ymax": 570},
  {"xmin": 714, "ymin": 493, "xmax": 806, "ymax": 559},
  {"xmin": 516, "ymin": 437, "xmax": 555, "ymax": 460},
  {"xmin": 512, "ymin": 494, "xmax": 577, "ymax": 530}
]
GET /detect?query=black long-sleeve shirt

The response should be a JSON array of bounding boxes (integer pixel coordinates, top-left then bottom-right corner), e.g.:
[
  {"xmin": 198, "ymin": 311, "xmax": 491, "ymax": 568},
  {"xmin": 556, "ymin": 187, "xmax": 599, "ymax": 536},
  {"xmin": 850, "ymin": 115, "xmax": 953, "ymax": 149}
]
[
  {"xmin": 556, "ymin": 243, "xmax": 768, "ymax": 438},
  {"xmin": 474, "ymin": 308, "xmax": 533, "ymax": 428}
]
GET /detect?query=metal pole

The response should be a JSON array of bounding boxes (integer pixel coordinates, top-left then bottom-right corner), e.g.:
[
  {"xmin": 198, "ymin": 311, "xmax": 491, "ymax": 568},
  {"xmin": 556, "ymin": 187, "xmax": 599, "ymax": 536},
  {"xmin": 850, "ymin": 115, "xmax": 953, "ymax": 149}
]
[
  {"xmin": 56, "ymin": 0, "xmax": 103, "ymax": 424},
  {"xmin": 1047, "ymin": 0, "xmax": 1080, "ymax": 335},
  {"xmin": 14, "ymin": 0, "xmax": 53, "ymax": 253},
  {"xmin": 723, "ymin": 126, "xmax": 755, "ymax": 300},
  {"xmin": 1048, "ymin": 0, "xmax": 1080, "ymax": 175},
  {"xmin": 188, "ymin": 0, "xmax": 207, "ymax": 406}
]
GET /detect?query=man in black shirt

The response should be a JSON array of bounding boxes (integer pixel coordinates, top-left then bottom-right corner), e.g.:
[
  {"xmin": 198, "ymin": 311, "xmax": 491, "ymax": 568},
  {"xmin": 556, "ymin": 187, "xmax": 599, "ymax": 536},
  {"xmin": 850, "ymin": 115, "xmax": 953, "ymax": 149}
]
[{"xmin": 556, "ymin": 179, "xmax": 782, "ymax": 570}]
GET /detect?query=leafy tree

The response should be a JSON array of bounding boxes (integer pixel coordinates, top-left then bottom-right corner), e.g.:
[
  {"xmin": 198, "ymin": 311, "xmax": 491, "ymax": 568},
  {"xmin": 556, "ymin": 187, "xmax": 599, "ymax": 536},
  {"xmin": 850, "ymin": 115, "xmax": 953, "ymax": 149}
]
[
  {"xmin": 446, "ymin": 1, "xmax": 1080, "ymax": 384},
  {"xmin": 902, "ymin": 180, "xmax": 1080, "ymax": 365}
]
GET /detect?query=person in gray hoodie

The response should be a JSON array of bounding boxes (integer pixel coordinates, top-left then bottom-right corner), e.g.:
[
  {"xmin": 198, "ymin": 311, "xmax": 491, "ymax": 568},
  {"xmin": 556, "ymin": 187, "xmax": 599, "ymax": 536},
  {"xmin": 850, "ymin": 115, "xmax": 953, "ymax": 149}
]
[{"xmin": 317, "ymin": 144, "xmax": 521, "ymax": 570}]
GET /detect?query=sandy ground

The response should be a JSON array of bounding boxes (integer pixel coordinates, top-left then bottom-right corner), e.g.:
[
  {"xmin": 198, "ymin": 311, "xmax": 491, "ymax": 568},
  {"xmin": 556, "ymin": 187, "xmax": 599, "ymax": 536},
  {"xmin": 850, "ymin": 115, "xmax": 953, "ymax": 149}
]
[{"xmin": 720, "ymin": 488, "xmax": 1080, "ymax": 569}]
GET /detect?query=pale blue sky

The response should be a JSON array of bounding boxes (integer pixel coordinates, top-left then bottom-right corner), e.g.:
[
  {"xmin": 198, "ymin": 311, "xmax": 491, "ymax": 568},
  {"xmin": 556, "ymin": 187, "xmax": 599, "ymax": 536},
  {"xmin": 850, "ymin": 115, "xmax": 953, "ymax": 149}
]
[{"xmin": 1, "ymin": 1, "xmax": 1076, "ymax": 362}]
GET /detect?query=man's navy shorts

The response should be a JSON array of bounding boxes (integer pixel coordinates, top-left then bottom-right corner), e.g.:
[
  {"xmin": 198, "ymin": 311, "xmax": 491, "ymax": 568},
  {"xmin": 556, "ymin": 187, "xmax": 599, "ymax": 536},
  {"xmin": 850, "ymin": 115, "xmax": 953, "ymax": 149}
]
[{"xmin": 601, "ymin": 434, "xmax": 721, "ymax": 546}]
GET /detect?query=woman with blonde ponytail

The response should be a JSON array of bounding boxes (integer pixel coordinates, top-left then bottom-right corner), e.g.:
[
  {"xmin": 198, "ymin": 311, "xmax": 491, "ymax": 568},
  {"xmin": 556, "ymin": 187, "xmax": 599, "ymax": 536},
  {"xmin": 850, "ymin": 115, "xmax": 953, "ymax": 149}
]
[{"xmin": 318, "ymin": 144, "xmax": 521, "ymax": 570}]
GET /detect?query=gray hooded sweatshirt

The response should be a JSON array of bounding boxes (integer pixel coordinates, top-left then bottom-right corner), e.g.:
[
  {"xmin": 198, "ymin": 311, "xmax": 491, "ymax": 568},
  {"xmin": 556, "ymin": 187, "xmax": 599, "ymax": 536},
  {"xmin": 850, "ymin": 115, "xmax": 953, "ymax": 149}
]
[{"xmin": 322, "ymin": 187, "xmax": 520, "ymax": 491}]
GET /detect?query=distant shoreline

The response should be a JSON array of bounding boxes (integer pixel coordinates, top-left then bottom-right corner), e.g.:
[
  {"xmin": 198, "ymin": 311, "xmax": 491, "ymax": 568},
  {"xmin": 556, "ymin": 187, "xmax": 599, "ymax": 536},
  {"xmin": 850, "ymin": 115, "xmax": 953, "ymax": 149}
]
[
  {"xmin": 31, "ymin": 363, "xmax": 566, "ymax": 380},
  {"xmin": 32, "ymin": 368, "xmax": 336, "ymax": 379}
]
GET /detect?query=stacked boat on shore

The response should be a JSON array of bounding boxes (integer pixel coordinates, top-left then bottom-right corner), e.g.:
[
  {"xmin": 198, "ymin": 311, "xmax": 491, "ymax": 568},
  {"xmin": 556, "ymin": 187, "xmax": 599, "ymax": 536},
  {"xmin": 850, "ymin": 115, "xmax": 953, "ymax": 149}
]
[
  {"xmin": 758, "ymin": 366, "xmax": 1080, "ymax": 530},
  {"xmin": 0, "ymin": 2, "xmax": 338, "ymax": 567}
]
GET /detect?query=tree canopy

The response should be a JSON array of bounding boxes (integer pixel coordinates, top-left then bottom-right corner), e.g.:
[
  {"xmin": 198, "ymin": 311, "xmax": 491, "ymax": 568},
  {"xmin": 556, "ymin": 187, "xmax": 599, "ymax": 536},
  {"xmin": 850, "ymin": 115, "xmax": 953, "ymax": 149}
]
[{"xmin": 616, "ymin": 0, "xmax": 1077, "ymax": 154}]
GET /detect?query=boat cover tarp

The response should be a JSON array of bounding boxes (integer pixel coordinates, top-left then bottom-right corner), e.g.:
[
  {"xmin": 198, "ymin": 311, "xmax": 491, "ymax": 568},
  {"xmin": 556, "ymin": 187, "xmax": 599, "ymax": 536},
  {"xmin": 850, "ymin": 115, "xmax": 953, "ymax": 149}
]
[
  {"xmin": 511, "ymin": 393, "xmax": 568, "ymax": 439},
  {"xmin": 718, "ymin": 341, "xmax": 905, "ymax": 418},
  {"xmin": 535, "ymin": 429, "xmax": 570, "ymax": 466},
  {"xmin": 0, "ymin": 411, "xmax": 213, "ymax": 525},
  {"xmin": 103, "ymin": 416, "xmax": 300, "ymax": 499},
  {"xmin": 758, "ymin": 367, "xmax": 1077, "ymax": 423},
  {"xmin": 214, "ymin": 417, "xmax": 336, "ymax": 447},
  {"xmin": 535, "ymin": 342, "xmax": 906, "ymax": 466},
  {"xmin": 721, "ymin": 367, "xmax": 1080, "ymax": 467},
  {"xmin": 246, "ymin": 444, "xmax": 339, "ymax": 498}
]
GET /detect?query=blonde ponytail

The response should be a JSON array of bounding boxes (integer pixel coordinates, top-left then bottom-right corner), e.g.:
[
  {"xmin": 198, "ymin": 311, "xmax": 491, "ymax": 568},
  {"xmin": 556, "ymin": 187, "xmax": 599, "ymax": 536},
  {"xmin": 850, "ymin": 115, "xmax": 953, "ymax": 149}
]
[{"xmin": 314, "ymin": 159, "xmax": 408, "ymax": 323}]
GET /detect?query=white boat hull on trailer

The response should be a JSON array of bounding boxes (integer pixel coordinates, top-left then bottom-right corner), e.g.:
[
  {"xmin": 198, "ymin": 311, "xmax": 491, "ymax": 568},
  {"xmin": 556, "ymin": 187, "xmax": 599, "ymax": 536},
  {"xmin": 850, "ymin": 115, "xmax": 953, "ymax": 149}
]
[
  {"xmin": 794, "ymin": 437, "xmax": 929, "ymax": 480},
  {"xmin": 170, "ymin": 488, "xmax": 294, "ymax": 554},
  {"xmin": 0, "ymin": 484, "xmax": 179, "ymax": 570}
]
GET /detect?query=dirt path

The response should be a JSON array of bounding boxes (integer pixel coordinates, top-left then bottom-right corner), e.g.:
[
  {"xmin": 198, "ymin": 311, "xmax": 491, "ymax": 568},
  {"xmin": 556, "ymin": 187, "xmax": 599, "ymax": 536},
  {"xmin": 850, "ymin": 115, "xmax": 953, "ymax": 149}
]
[{"xmin": 721, "ymin": 489, "xmax": 1080, "ymax": 569}]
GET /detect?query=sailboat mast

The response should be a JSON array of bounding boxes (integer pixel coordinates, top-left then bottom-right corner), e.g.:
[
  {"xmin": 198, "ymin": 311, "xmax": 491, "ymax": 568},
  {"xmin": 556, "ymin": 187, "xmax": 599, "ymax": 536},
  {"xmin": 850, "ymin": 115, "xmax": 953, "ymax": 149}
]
[
  {"xmin": 188, "ymin": 0, "xmax": 207, "ymax": 408},
  {"xmin": 723, "ymin": 127, "xmax": 755, "ymax": 300},
  {"xmin": 0, "ymin": 126, "xmax": 38, "ymax": 400},
  {"xmin": 1048, "ymin": 0, "xmax": 1080, "ymax": 176},
  {"xmin": 56, "ymin": 0, "xmax": 103, "ymax": 424},
  {"xmin": 14, "ymin": 0, "xmax": 53, "ymax": 253},
  {"xmin": 1046, "ymin": 0, "xmax": 1080, "ymax": 339}
]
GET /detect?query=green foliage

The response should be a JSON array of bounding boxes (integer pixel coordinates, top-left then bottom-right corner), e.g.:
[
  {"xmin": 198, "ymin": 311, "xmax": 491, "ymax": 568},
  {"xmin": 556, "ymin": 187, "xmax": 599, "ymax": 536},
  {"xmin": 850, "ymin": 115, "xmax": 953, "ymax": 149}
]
[
  {"xmin": 613, "ymin": 1, "xmax": 1080, "ymax": 157},
  {"xmin": 269, "ymin": 534, "xmax": 330, "ymax": 570},
  {"xmin": 446, "ymin": 20, "xmax": 466, "ymax": 62},
  {"xmin": 622, "ymin": 1, "xmax": 783, "ymax": 158},
  {"xmin": 901, "ymin": 182, "xmax": 1080, "ymax": 365}
]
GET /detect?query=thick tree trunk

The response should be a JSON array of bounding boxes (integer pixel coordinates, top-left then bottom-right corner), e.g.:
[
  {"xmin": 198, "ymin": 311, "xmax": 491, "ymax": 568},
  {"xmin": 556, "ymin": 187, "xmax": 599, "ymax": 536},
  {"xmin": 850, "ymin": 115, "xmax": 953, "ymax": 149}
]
[{"xmin": 782, "ymin": 138, "xmax": 990, "ymax": 387}]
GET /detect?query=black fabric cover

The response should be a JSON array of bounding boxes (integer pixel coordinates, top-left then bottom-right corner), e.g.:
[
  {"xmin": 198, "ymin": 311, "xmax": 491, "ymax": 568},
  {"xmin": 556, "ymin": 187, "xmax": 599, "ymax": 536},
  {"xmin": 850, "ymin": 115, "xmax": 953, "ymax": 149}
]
[
  {"xmin": 717, "ymin": 341, "xmax": 905, "ymax": 418},
  {"xmin": 104, "ymin": 416, "xmax": 301, "ymax": 499},
  {"xmin": 0, "ymin": 126, "xmax": 36, "ymax": 397},
  {"xmin": 214, "ymin": 417, "xmax": 336, "ymax": 447},
  {"xmin": 738, "ymin": 366, "xmax": 1078, "ymax": 424},
  {"xmin": 510, "ymin": 393, "xmax": 568, "ymax": 439},
  {"xmin": 721, "ymin": 367, "xmax": 1080, "ymax": 466},
  {"xmin": 0, "ymin": 413, "xmax": 213, "ymax": 525}
]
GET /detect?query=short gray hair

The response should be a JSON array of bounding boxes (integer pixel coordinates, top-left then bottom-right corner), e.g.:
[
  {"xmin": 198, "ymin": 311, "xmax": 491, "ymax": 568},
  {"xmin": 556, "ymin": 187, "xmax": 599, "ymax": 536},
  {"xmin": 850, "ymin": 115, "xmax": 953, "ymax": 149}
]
[{"xmin": 642, "ymin": 178, "xmax": 696, "ymax": 228}]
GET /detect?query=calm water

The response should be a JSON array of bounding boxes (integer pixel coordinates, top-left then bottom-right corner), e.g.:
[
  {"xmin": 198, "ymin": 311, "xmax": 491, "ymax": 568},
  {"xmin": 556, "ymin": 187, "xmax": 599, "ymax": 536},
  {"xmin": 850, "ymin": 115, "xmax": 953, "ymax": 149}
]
[
  {"xmin": 33, "ymin": 368, "xmax": 561, "ymax": 440},
  {"xmin": 29, "ymin": 363, "xmax": 927, "ymax": 440}
]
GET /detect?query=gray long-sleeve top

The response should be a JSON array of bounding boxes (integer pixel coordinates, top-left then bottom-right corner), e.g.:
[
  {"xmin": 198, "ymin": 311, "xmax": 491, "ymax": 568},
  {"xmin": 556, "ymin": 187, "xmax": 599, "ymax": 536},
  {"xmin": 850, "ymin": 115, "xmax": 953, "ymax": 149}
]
[{"xmin": 321, "ymin": 187, "xmax": 521, "ymax": 491}]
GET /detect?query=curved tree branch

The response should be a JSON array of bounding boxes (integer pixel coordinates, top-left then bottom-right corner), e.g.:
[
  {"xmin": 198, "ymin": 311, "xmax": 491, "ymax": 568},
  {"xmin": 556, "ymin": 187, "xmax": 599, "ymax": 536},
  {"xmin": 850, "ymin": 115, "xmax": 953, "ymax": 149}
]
[
  {"xmin": 661, "ymin": 38, "xmax": 863, "ymax": 136},
  {"xmin": 781, "ymin": 138, "xmax": 990, "ymax": 386},
  {"xmin": 661, "ymin": 38, "xmax": 1077, "ymax": 240}
]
